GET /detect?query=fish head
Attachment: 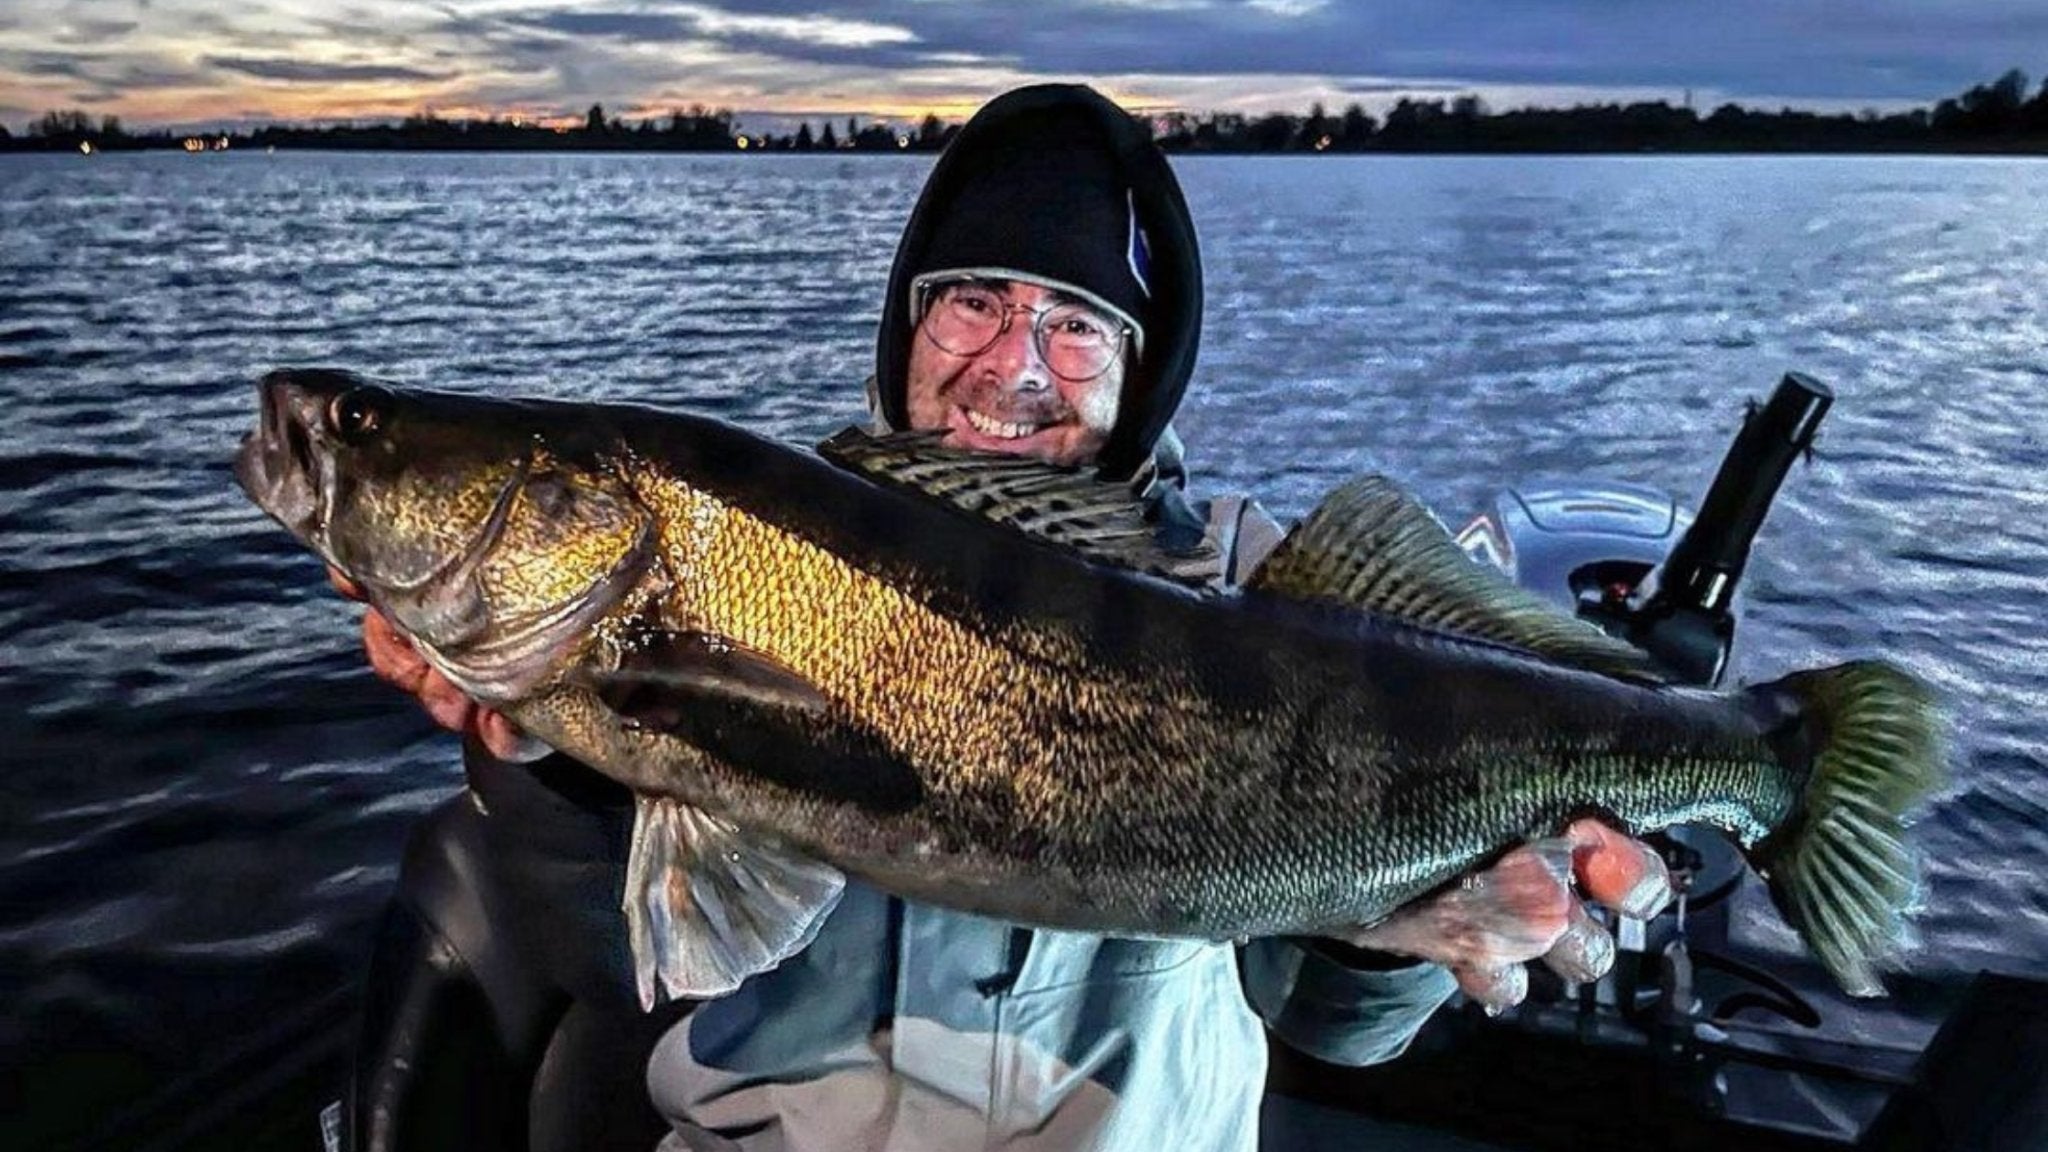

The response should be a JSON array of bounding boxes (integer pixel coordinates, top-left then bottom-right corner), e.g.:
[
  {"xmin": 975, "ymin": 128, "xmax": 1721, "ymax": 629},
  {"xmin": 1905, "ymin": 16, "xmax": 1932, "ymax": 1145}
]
[{"xmin": 237, "ymin": 367, "xmax": 658, "ymax": 702}]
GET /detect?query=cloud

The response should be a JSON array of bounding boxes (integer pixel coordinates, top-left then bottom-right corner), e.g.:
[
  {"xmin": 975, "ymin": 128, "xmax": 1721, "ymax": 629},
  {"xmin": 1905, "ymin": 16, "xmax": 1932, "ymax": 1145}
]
[
  {"xmin": 1089, "ymin": 0, "xmax": 1214, "ymax": 10},
  {"xmin": 51, "ymin": 19, "xmax": 141, "ymax": 45},
  {"xmin": 2, "ymin": 0, "xmax": 2039, "ymax": 128},
  {"xmin": 673, "ymin": 3, "xmax": 917, "ymax": 48},
  {"xmin": 6, "ymin": 53, "xmax": 93, "ymax": 80},
  {"xmin": 206, "ymin": 55, "xmax": 457, "ymax": 83},
  {"xmin": 508, "ymin": 10, "xmax": 691, "ymax": 40},
  {"xmin": 505, "ymin": 4, "xmax": 916, "ymax": 49},
  {"xmin": 1245, "ymin": 0, "xmax": 1325, "ymax": 15},
  {"xmin": 114, "ymin": 61, "xmax": 214, "ymax": 87},
  {"xmin": 435, "ymin": 3, "xmax": 944, "ymax": 107},
  {"xmin": 848, "ymin": 0, "xmax": 2047, "ymax": 103}
]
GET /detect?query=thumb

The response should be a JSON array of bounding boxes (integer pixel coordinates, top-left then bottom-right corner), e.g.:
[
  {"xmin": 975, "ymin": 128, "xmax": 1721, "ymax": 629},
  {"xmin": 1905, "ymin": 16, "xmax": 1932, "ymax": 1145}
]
[
  {"xmin": 1455, "ymin": 963, "xmax": 1528, "ymax": 1014},
  {"xmin": 476, "ymin": 710, "xmax": 552, "ymax": 763},
  {"xmin": 327, "ymin": 565, "xmax": 366, "ymax": 601}
]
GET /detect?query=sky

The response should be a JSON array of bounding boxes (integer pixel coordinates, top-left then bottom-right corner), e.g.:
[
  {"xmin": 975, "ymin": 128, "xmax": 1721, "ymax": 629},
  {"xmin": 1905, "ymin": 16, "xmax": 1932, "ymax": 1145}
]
[{"xmin": 2, "ymin": 0, "xmax": 2044, "ymax": 133}]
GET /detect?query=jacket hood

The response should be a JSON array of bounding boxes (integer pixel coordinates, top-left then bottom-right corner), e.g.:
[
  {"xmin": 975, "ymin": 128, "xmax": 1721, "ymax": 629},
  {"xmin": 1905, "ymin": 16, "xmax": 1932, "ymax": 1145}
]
[{"xmin": 873, "ymin": 84, "xmax": 1203, "ymax": 481}]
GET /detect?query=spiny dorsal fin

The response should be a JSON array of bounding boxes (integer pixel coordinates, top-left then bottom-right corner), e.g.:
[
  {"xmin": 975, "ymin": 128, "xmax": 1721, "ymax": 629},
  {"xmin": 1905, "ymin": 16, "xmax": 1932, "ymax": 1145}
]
[
  {"xmin": 818, "ymin": 427, "xmax": 1218, "ymax": 583},
  {"xmin": 1245, "ymin": 474, "xmax": 1669, "ymax": 683}
]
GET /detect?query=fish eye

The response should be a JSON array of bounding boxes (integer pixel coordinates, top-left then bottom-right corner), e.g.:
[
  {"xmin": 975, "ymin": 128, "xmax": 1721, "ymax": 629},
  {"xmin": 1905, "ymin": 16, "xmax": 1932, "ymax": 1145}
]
[{"xmin": 327, "ymin": 386, "xmax": 390, "ymax": 445}]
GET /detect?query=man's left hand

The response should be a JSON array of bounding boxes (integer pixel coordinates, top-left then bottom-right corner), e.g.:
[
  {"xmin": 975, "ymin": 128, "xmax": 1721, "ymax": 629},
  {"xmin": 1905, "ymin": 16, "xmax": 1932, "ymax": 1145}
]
[{"xmin": 1334, "ymin": 818, "xmax": 1672, "ymax": 1011}]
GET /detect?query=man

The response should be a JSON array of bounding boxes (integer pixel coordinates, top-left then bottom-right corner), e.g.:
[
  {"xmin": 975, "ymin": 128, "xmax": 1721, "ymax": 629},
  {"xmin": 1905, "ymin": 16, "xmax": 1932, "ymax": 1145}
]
[{"xmin": 341, "ymin": 85, "xmax": 1669, "ymax": 1151}]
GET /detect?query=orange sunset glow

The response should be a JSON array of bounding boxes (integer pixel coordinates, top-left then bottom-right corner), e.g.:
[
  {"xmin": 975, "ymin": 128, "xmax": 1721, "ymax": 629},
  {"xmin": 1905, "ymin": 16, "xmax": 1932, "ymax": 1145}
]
[{"xmin": 2, "ymin": 1, "xmax": 2030, "ymax": 133}]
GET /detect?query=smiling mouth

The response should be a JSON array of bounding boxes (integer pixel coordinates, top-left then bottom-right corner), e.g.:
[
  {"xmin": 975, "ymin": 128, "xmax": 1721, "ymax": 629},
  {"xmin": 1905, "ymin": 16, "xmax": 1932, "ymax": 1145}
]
[{"xmin": 961, "ymin": 407, "xmax": 1046, "ymax": 441}]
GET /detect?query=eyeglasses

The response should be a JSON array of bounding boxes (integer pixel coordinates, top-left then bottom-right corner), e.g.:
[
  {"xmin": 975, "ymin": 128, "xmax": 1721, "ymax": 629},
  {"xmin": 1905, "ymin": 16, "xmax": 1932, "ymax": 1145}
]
[{"xmin": 917, "ymin": 279, "xmax": 1130, "ymax": 383}]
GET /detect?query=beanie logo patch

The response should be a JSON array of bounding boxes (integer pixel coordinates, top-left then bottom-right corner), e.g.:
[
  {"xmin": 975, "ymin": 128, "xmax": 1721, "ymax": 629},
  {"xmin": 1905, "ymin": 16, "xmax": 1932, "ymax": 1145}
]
[{"xmin": 1126, "ymin": 190, "xmax": 1153, "ymax": 300}]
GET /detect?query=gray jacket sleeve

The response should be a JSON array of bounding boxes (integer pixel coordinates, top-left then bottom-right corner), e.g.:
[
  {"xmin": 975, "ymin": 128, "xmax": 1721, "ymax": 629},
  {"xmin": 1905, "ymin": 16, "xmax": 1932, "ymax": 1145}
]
[
  {"xmin": 1240, "ymin": 938, "xmax": 1457, "ymax": 1066},
  {"xmin": 1200, "ymin": 493, "xmax": 1460, "ymax": 1066}
]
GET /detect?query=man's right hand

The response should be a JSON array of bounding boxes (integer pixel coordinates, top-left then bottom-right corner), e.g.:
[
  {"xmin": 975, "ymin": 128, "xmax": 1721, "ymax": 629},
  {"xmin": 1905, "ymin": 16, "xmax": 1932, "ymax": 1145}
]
[
  {"xmin": 1335, "ymin": 819, "xmax": 1670, "ymax": 1012},
  {"xmin": 329, "ymin": 565, "xmax": 531, "ymax": 760}
]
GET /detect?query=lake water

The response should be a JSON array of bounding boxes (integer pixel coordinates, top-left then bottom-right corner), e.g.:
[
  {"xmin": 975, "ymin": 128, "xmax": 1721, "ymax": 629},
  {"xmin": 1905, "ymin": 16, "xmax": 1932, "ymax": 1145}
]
[{"xmin": 2, "ymin": 151, "xmax": 2044, "ymax": 1145}]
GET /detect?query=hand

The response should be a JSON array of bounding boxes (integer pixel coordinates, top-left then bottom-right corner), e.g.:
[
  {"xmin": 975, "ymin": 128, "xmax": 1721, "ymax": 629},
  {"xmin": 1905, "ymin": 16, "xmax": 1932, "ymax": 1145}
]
[
  {"xmin": 1336, "ymin": 818, "xmax": 1672, "ymax": 1012},
  {"xmin": 328, "ymin": 565, "xmax": 532, "ymax": 760}
]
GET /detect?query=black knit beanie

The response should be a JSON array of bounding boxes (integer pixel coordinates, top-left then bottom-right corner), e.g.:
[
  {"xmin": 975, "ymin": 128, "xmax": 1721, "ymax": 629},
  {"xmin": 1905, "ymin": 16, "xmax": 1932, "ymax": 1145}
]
[{"xmin": 910, "ymin": 104, "xmax": 1151, "ymax": 347}]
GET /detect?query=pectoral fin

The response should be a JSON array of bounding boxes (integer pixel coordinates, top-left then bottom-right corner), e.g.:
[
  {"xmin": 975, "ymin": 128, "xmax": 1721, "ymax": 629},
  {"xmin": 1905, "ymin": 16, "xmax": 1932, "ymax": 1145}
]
[
  {"xmin": 595, "ymin": 630, "xmax": 830, "ymax": 726},
  {"xmin": 625, "ymin": 793, "xmax": 845, "ymax": 1006},
  {"xmin": 586, "ymin": 629, "xmax": 924, "ymax": 814},
  {"xmin": 1248, "ymin": 474, "xmax": 1668, "ymax": 683}
]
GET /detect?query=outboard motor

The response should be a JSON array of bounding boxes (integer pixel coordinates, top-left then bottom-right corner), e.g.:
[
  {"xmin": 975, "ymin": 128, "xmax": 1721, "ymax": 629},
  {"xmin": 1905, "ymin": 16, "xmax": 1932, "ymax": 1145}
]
[
  {"xmin": 1615, "ymin": 374, "xmax": 1834, "ymax": 686},
  {"xmin": 1455, "ymin": 371, "xmax": 1834, "ymax": 689}
]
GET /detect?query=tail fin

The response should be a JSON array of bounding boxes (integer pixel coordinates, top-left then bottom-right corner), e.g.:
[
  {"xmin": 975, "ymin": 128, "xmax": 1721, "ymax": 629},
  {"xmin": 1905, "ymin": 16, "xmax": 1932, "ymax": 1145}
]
[{"xmin": 1750, "ymin": 661, "xmax": 1946, "ymax": 997}]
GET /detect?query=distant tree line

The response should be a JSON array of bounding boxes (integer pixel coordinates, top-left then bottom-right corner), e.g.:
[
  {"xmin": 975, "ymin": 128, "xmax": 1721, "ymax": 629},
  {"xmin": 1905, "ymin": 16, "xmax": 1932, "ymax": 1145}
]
[
  {"xmin": 0, "ymin": 101, "xmax": 947, "ymax": 154},
  {"xmin": 7, "ymin": 69, "xmax": 2047, "ymax": 155},
  {"xmin": 1153, "ymin": 68, "xmax": 2048, "ymax": 154}
]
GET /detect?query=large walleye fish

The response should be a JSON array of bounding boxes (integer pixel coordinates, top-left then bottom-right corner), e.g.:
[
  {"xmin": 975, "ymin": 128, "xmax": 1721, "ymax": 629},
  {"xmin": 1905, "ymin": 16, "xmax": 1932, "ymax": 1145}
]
[{"xmin": 237, "ymin": 368, "xmax": 1943, "ymax": 1006}]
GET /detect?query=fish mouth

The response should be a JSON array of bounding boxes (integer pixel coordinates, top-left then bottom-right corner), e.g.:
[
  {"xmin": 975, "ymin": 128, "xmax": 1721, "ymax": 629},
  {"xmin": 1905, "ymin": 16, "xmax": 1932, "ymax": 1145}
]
[
  {"xmin": 236, "ymin": 368, "xmax": 357, "ymax": 552},
  {"xmin": 235, "ymin": 366, "xmax": 537, "ymax": 625}
]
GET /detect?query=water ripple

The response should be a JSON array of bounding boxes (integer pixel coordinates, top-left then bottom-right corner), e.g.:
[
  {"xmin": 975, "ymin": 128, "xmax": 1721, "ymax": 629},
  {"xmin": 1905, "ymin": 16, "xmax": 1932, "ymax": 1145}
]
[{"xmin": 2, "ymin": 151, "xmax": 2044, "ymax": 1141}]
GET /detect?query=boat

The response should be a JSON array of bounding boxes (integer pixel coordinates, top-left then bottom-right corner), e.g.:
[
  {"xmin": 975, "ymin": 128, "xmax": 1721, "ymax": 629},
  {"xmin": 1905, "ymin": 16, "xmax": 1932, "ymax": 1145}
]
[{"xmin": 64, "ymin": 375, "xmax": 2048, "ymax": 1151}]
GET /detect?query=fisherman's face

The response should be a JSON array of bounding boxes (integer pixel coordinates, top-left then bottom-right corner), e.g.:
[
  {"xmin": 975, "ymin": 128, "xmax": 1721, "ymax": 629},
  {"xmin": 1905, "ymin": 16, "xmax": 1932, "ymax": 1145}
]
[{"xmin": 905, "ymin": 279, "xmax": 1127, "ymax": 467}]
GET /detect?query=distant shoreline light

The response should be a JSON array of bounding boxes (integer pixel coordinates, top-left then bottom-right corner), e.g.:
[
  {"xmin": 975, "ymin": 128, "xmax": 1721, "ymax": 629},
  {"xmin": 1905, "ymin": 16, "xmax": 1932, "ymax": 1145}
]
[{"xmin": 10, "ymin": 69, "xmax": 2046, "ymax": 157}]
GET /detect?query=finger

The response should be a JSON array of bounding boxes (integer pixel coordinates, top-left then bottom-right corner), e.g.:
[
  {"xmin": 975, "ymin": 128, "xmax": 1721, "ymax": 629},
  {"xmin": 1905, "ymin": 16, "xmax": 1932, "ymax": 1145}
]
[
  {"xmin": 476, "ymin": 710, "xmax": 530, "ymax": 761},
  {"xmin": 1566, "ymin": 818, "xmax": 1672, "ymax": 919},
  {"xmin": 1518, "ymin": 836, "xmax": 1575, "ymax": 887},
  {"xmin": 1336, "ymin": 846, "xmax": 1579, "ymax": 971},
  {"xmin": 1456, "ymin": 964, "xmax": 1528, "ymax": 1014},
  {"xmin": 327, "ymin": 565, "xmax": 365, "ymax": 601},
  {"xmin": 1460, "ymin": 846, "xmax": 1575, "ymax": 959},
  {"xmin": 361, "ymin": 608, "xmax": 415, "ymax": 659},
  {"xmin": 416, "ymin": 672, "xmax": 477, "ymax": 735},
  {"xmin": 362, "ymin": 613, "xmax": 428, "ymax": 694},
  {"xmin": 1540, "ymin": 899, "xmax": 1615, "ymax": 984}
]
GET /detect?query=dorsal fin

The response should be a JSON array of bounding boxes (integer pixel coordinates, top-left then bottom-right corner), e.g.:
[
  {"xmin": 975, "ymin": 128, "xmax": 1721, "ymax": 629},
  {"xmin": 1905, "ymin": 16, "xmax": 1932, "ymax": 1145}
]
[
  {"xmin": 1245, "ymin": 474, "xmax": 1669, "ymax": 683},
  {"xmin": 817, "ymin": 427, "xmax": 1218, "ymax": 583}
]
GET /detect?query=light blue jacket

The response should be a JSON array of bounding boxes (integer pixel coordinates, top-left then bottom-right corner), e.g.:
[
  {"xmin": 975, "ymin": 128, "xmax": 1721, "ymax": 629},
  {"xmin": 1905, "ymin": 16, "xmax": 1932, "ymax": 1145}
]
[
  {"xmin": 648, "ymin": 489, "xmax": 1458, "ymax": 1151},
  {"xmin": 651, "ymin": 883, "xmax": 1455, "ymax": 1151}
]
